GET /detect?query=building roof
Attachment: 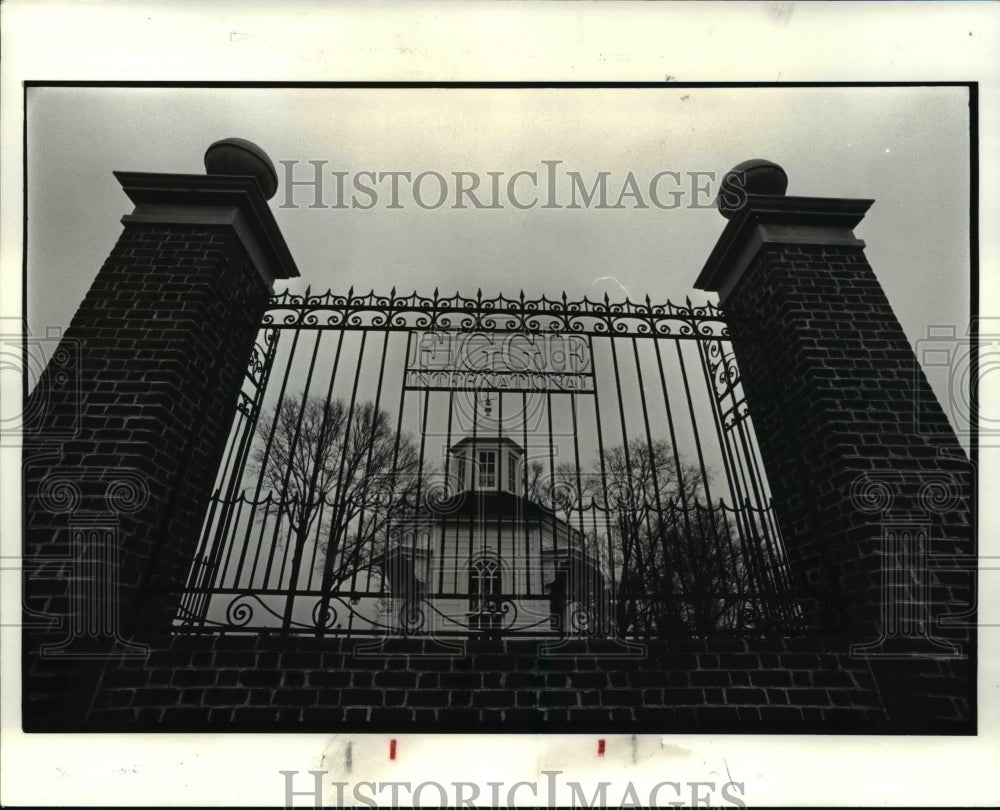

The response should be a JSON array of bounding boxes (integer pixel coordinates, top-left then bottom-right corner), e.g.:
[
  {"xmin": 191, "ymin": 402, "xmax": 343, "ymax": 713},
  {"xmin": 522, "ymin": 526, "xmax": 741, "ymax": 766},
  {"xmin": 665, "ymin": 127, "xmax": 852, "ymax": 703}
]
[
  {"xmin": 449, "ymin": 435, "xmax": 524, "ymax": 453},
  {"xmin": 408, "ymin": 490, "xmax": 569, "ymax": 525}
]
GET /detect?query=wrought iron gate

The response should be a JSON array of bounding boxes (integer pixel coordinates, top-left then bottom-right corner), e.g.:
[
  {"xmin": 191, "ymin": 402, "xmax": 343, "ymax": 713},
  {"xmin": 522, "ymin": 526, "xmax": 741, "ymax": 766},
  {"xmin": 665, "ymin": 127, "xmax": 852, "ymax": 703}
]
[{"xmin": 175, "ymin": 288, "xmax": 800, "ymax": 638}]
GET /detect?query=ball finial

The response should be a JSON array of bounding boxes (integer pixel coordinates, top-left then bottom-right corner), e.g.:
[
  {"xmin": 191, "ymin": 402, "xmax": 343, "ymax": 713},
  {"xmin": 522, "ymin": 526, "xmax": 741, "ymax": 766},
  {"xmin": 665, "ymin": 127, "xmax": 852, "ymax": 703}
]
[
  {"xmin": 204, "ymin": 138, "xmax": 279, "ymax": 200},
  {"xmin": 717, "ymin": 159, "xmax": 788, "ymax": 219}
]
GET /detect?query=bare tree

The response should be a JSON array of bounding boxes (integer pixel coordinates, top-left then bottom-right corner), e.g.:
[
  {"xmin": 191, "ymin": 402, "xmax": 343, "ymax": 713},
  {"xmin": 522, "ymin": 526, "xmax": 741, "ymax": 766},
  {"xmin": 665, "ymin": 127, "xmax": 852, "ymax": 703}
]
[
  {"xmin": 511, "ymin": 441, "xmax": 767, "ymax": 638},
  {"xmin": 586, "ymin": 439, "xmax": 755, "ymax": 638},
  {"xmin": 250, "ymin": 395, "xmax": 423, "ymax": 632},
  {"xmin": 524, "ymin": 460, "xmax": 546, "ymax": 504},
  {"xmin": 525, "ymin": 460, "xmax": 581, "ymax": 520}
]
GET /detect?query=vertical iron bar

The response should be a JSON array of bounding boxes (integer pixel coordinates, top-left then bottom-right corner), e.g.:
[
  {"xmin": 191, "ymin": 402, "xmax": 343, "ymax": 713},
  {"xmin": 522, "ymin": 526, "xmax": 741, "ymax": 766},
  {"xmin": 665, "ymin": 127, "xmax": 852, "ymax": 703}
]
[
  {"xmin": 675, "ymin": 340, "xmax": 715, "ymax": 506},
  {"xmin": 191, "ymin": 495, "xmax": 219, "ymax": 626},
  {"xmin": 258, "ymin": 327, "xmax": 325, "ymax": 605},
  {"xmin": 438, "ymin": 388, "xmax": 455, "ymax": 596},
  {"xmin": 545, "ymin": 390, "xmax": 558, "ymax": 632},
  {"xmin": 306, "ymin": 497, "xmax": 328, "ymax": 591},
  {"xmin": 631, "ymin": 336, "xmax": 677, "ymax": 632},
  {"xmin": 587, "ymin": 335, "xmax": 616, "ymax": 635},
  {"xmin": 609, "ymin": 334, "xmax": 650, "ymax": 636},
  {"xmin": 521, "ymin": 391, "xmax": 530, "ymax": 597},
  {"xmin": 468, "ymin": 381, "xmax": 480, "ymax": 630},
  {"xmin": 313, "ymin": 330, "xmax": 369, "ymax": 635},
  {"xmin": 196, "ymin": 328, "xmax": 279, "ymax": 604},
  {"xmin": 240, "ymin": 321, "xmax": 305, "ymax": 583},
  {"xmin": 346, "ymin": 327, "xmax": 393, "ymax": 636},
  {"xmin": 380, "ymin": 331, "xmax": 413, "ymax": 610},
  {"xmin": 569, "ymin": 392, "xmax": 586, "ymax": 603},
  {"xmin": 497, "ymin": 391, "xmax": 505, "ymax": 608},
  {"xmin": 263, "ymin": 325, "xmax": 337, "ymax": 603},
  {"xmin": 699, "ymin": 342, "xmax": 749, "ymax": 509},
  {"xmin": 693, "ymin": 339, "xmax": 770, "ymax": 613}
]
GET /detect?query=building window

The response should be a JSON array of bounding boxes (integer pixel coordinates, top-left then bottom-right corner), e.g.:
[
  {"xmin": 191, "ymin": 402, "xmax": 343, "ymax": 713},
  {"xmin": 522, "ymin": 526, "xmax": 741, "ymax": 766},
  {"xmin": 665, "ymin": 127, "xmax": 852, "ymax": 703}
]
[
  {"xmin": 456, "ymin": 454, "xmax": 466, "ymax": 491},
  {"xmin": 469, "ymin": 557, "xmax": 502, "ymax": 631},
  {"xmin": 508, "ymin": 452, "xmax": 518, "ymax": 493},
  {"xmin": 478, "ymin": 450, "xmax": 496, "ymax": 489}
]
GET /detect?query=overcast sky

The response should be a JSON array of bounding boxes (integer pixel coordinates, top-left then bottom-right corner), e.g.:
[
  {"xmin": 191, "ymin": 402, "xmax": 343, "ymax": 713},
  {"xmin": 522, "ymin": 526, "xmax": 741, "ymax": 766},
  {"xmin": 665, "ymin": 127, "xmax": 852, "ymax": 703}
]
[
  {"xmin": 25, "ymin": 85, "xmax": 973, "ymax": 442},
  {"xmin": 27, "ymin": 85, "xmax": 970, "ymax": 349}
]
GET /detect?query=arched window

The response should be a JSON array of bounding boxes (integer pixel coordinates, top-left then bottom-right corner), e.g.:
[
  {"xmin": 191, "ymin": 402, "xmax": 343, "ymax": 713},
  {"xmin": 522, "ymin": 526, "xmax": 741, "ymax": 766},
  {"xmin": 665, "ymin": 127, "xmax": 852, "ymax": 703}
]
[{"xmin": 468, "ymin": 557, "xmax": 502, "ymax": 631}]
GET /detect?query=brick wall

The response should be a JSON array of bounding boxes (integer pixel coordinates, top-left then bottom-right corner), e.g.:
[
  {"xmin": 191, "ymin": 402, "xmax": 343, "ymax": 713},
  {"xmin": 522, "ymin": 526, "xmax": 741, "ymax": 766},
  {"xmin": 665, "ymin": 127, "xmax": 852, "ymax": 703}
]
[
  {"xmin": 84, "ymin": 634, "xmax": 891, "ymax": 733},
  {"xmin": 696, "ymin": 192, "xmax": 974, "ymax": 732},
  {"xmin": 723, "ymin": 242, "xmax": 973, "ymax": 642},
  {"xmin": 24, "ymin": 170, "xmax": 297, "ymax": 731},
  {"xmin": 26, "ymin": 224, "xmax": 267, "ymax": 618}
]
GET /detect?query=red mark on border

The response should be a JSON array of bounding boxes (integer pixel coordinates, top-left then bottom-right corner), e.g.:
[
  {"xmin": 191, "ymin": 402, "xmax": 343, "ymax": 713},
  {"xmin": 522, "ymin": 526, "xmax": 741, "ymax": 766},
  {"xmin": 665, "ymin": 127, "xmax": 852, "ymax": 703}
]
[
  {"xmin": 598, "ymin": 739, "xmax": 606, "ymax": 757},
  {"xmin": 389, "ymin": 738, "xmax": 397, "ymax": 760}
]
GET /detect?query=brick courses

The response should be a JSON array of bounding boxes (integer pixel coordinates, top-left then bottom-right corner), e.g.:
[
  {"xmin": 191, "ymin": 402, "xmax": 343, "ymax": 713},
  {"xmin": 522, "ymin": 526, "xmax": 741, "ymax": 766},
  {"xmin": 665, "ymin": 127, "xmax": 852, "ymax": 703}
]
[
  {"xmin": 695, "ymin": 192, "xmax": 975, "ymax": 731},
  {"xmin": 83, "ymin": 634, "xmax": 888, "ymax": 733},
  {"xmin": 23, "ymin": 173, "xmax": 297, "ymax": 730}
]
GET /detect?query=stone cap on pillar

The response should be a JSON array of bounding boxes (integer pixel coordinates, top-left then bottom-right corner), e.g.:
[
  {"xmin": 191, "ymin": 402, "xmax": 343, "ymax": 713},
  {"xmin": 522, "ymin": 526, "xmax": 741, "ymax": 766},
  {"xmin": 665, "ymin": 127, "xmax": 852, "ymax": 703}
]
[
  {"xmin": 695, "ymin": 160, "xmax": 873, "ymax": 305},
  {"xmin": 115, "ymin": 144, "xmax": 300, "ymax": 288}
]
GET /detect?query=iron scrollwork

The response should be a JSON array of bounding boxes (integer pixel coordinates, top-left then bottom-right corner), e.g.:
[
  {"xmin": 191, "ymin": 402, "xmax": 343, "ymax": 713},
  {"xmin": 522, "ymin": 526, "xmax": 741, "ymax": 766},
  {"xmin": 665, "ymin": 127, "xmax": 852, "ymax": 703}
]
[{"xmin": 263, "ymin": 287, "xmax": 730, "ymax": 339}]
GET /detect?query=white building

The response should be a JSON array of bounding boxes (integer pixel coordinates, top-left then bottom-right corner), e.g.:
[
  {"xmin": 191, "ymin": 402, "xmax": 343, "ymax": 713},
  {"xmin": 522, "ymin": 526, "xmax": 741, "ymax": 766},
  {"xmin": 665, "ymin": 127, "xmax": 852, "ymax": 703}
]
[{"xmin": 376, "ymin": 435, "xmax": 611, "ymax": 636}]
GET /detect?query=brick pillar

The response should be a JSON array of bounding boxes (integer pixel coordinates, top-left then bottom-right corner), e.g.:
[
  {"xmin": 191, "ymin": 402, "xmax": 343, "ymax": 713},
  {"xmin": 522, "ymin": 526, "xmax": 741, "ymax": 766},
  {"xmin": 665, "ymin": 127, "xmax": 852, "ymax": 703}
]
[
  {"xmin": 694, "ymin": 161, "xmax": 973, "ymax": 662},
  {"xmin": 24, "ymin": 140, "xmax": 299, "ymax": 728}
]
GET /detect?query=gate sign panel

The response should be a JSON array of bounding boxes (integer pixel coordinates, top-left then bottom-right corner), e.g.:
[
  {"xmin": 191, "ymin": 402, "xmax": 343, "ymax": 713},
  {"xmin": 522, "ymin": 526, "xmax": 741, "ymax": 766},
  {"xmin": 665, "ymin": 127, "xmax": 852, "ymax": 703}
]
[{"xmin": 405, "ymin": 331, "xmax": 595, "ymax": 393}]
